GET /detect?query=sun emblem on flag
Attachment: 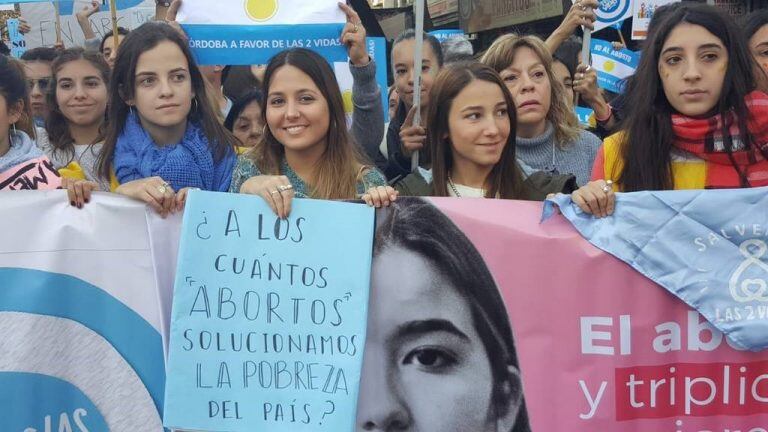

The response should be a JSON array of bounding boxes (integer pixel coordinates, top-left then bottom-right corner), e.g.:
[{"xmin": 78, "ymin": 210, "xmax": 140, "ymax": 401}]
[{"xmin": 245, "ymin": 0, "xmax": 279, "ymax": 22}]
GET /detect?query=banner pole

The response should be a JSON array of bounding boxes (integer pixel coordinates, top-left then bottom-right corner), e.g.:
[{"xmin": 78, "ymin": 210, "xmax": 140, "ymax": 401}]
[
  {"xmin": 575, "ymin": 25, "xmax": 592, "ymax": 107},
  {"xmin": 110, "ymin": 0, "xmax": 119, "ymax": 49},
  {"xmin": 410, "ymin": 0, "xmax": 425, "ymax": 173},
  {"xmin": 54, "ymin": 0, "xmax": 62, "ymax": 45}
]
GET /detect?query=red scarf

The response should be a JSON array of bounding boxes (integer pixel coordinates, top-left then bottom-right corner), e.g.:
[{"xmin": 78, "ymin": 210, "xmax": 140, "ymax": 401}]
[{"xmin": 672, "ymin": 91, "xmax": 768, "ymax": 188}]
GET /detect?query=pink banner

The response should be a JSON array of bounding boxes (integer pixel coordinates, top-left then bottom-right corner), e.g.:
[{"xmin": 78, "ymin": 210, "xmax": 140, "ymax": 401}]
[
  {"xmin": 0, "ymin": 157, "xmax": 61, "ymax": 190},
  {"xmin": 433, "ymin": 197, "xmax": 767, "ymax": 431}
]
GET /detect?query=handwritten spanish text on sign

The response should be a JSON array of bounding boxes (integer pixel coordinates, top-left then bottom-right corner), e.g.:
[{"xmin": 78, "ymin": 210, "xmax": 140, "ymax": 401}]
[{"xmin": 163, "ymin": 191, "xmax": 374, "ymax": 432}]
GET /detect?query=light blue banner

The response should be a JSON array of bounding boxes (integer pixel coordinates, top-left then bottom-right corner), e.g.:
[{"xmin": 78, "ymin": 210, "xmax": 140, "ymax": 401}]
[
  {"xmin": 544, "ymin": 187, "xmax": 768, "ymax": 351},
  {"xmin": 590, "ymin": 38, "xmax": 640, "ymax": 94},
  {"xmin": 164, "ymin": 191, "xmax": 375, "ymax": 432},
  {"xmin": 183, "ymin": 23, "xmax": 347, "ymax": 66},
  {"xmin": 6, "ymin": 18, "xmax": 26, "ymax": 58}
]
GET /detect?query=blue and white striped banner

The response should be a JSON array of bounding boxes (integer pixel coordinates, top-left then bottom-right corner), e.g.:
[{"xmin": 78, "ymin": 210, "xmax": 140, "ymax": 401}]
[
  {"xmin": 178, "ymin": 0, "xmax": 346, "ymax": 65},
  {"xmin": 590, "ymin": 38, "xmax": 640, "ymax": 94}
]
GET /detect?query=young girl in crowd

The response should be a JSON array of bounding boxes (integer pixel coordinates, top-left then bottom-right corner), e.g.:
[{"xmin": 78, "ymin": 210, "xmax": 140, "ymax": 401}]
[
  {"xmin": 392, "ymin": 62, "xmax": 577, "ymax": 200},
  {"xmin": 0, "ymin": 55, "xmax": 60, "ymax": 190},
  {"xmin": 745, "ymin": 9, "xmax": 768, "ymax": 90},
  {"xmin": 366, "ymin": 62, "xmax": 609, "ymax": 217},
  {"xmin": 482, "ymin": 34, "xmax": 602, "ymax": 186},
  {"xmin": 382, "ymin": 30, "xmax": 444, "ymax": 180},
  {"xmin": 41, "ymin": 48, "xmax": 113, "ymax": 199},
  {"xmin": 88, "ymin": 22, "xmax": 236, "ymax": 215},
  {"xmin": 593, "ymin": 3, "xmax": 767, "ymax": 193},
  {"xmin": 224, "ymin": 90, "xmax": 263, "ymax": 155},
  {"xmin": 229, "ymin": 48, "xmax": 389, "ymax": 219}
]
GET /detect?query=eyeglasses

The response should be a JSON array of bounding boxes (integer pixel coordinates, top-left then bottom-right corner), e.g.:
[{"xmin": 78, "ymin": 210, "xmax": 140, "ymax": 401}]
[{"xmin": 26, "ymin": 78, "xmax": 52, "ymax": 92}]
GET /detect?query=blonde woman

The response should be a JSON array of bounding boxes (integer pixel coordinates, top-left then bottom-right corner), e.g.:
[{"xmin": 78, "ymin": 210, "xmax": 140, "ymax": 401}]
[{"xmin": 482, "ymin": 34, "xmax": 601, "ymax": 186}]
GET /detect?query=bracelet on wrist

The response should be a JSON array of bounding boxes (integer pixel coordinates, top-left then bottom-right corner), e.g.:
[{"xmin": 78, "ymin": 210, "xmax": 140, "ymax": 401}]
[{"xmin": 595, "ymin": 103, "xmax": 613, "ymax": 123}]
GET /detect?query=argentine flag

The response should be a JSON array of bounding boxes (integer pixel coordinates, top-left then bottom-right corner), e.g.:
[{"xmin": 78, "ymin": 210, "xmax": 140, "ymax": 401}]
[
  {"xmin": 590, "ymin": 38, "xmax": 640, "ymax": 94},
  {"xmin": 178, "ymin": 0, "xmax": 346, "ymax": 65}
]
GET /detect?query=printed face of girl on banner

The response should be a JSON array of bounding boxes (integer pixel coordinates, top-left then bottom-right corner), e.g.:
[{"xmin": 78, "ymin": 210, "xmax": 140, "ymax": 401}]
[{"xmin": 356, "ymin": 197, "xmax": 531, "ymax": 432}]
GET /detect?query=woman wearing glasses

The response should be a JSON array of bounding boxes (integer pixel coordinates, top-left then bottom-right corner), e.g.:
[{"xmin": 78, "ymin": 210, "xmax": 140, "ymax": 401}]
[{"xmin": 20, "ymin": 47, "xmax": 57, "ymax": 128}]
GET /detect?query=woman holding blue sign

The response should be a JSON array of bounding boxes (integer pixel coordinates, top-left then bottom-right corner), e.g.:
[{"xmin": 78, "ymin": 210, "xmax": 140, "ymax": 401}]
[
  {"xmin": 358, "ymin": 197, "xmax": 531, "ymax": 432},
  {"xmin": 92, "ymin": 21, "xmax": 237, "ymax": 217},
  {"xmin": 230, "ymin": 47, "xmax": 392, "ymax": 219},
  {"xmin": 592, "ymin": 3, "xmax": 768, "ymax": 192}
]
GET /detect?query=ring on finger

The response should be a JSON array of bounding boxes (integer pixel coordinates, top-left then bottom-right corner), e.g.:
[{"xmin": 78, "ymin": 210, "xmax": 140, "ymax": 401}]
[
  {"xmin": 157, "ymin": 184, "xmax": 168, "ymax": 194},
  {"xmin": 602, "ymin": 180, "xmax": 613, "ymax": 194},
  {"xmin": 278, "ymin": 184, "xmax": 293, "ymax": 192},
  {"xmin": 270, "ymin": 189, "xmax": 280, "ymax": 195},
  {"xmin": 351, "ymin": 23, "xmax": 359, "ymax": 33}
]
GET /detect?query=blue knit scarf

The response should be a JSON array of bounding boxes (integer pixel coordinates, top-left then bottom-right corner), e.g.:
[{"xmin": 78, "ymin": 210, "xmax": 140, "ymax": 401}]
[{"xmin": 114, "ymin": 112, "xmax": 235, "ymax": 192}]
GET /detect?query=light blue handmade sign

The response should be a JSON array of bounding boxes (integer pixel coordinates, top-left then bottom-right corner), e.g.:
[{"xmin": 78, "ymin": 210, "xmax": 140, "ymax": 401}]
[{"xmin": 163, "ymin": 191, "xmax": 375, "ymax": 432}]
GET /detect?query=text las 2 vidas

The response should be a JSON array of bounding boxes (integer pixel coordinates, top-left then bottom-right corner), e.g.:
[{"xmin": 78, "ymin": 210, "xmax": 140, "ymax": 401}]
[{"xmin": 189, "ymin": 38, "xmax": 342, "ymax": 50}]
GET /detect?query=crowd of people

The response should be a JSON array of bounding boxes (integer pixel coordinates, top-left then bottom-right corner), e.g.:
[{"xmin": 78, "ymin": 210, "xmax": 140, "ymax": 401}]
[{"xmin": 1, "ymin": 1, "xmax": 768, "ymax": 220}]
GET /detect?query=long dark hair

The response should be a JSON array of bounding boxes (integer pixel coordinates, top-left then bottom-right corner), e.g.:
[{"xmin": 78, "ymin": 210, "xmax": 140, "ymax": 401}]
[
  {"xmin": 374, "ymin": 198, "xmax": 530, "ymax": 432},
  {"xmin": 46, "ymin": 48, "xmax": 110, "ymax": 165},
  {"xmin": 429, "ymin": 62, "xmax": 524, "ymax": 199},
  {"xmin": 0, "ymin": 55, "xmax": 34, "ymax": 139},
  {"xmin": 618, "ymin": 3, "xmax": 758, "ymax": 191},
  {"xmin": 252, "ymin": 48, "xmax": 368, "ymax": 199},
  {"xmin": 97, "ymin": 22, "xmax": 235, "ymax": 178}
]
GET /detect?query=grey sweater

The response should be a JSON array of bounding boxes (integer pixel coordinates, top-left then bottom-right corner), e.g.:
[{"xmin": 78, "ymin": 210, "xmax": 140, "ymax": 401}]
[
  {"xmin": 515, "ymin": 122, "xmax": 601, "ymax": 186},
  {"xmin": 350, "ymin": 59, "xmax": 385, "ymax": 168}
]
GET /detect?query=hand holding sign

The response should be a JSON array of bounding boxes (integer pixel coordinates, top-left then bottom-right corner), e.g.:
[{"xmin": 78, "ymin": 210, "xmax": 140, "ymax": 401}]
[
  {"xmin": 338, "ymin": 2, "xmax": 368, "ymax": 67},
  {"xmin": 239, "ymin": 175, "xmax": 296, "ymax": 219},
  {"xmin": 573, "ymin": 63, "xmax": 601, "ymax": 105},
  {"xmin": 562, "ymin": 0, "xmax": 598, "ymax": 34}
]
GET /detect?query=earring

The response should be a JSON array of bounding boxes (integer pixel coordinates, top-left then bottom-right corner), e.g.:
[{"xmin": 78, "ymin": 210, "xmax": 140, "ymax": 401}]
[
  {"xmin": 128, "ymin": 105, "xmax": 135, "ymax": 116},
  {"xmin": 193, "ymin": 98, "xmax": 199, "ymax": 112},
  {"xmin": 12, "ymin": 123, "xmax": 17, "ymax": 135}
]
